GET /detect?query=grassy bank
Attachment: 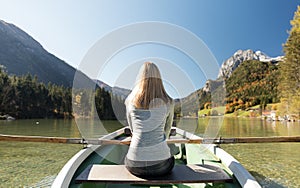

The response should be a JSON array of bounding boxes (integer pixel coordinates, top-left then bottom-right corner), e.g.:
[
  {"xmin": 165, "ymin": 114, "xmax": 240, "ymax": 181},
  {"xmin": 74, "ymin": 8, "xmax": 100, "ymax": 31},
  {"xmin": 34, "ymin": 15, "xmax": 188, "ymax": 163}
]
[{"xmin": 198, "ymin": 104, "xmax": 280, "ymax": 118}]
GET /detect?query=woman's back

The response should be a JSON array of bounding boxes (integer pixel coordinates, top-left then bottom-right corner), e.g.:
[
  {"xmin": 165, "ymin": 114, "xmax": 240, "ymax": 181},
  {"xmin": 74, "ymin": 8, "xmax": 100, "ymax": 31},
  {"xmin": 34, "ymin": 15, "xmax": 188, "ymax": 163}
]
[{"xmin": 126, "ymin": 103, "xmax": 173, "ymax": 161}]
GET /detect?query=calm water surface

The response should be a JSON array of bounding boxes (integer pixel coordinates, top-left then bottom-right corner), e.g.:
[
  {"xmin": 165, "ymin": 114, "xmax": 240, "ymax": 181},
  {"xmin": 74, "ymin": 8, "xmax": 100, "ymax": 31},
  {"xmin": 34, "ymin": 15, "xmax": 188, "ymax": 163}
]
[{"xmin": 0, "ymin": 118, "xmax": 299, "ymax": 187}]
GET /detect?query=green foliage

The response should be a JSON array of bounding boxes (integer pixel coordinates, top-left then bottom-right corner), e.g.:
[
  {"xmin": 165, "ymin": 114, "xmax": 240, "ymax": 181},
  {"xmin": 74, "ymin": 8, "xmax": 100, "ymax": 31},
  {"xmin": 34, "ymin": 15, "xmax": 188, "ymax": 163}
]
[
  {"xmin": 174, "ymin": 103, "xmax": 182, "ymax": 118},
  {"xmin": 0, "ymin": 69, "xmax": 123, "ymax": 119},
  {"xmin": 72, "ymin": 87, "xmax": 125, "ymax": 120},
  {"xmin": 225, "ymin": 60, "xmax": 279, "ymax": 113},
  {"xmin": 198, "ymin": 106, "xmax": 225, "ymax": 117},
  {"xmin": 0, "ymin": 69, "xmax": 73, "ymax": 118},
  {"xmin": 179, "ymin": 79, "xmax": 224, "ymax": 116},
  {"xmin": 279, "ymin": 6, "xmax": 300, "ymax": 118},
  {"xmin": 177, "ymin": 88, "xmax": 212, "ymax": 117},
  {"xmin": 95, "ymin": 87, "xmax": 126, "ymax": 120},
  {"xmin": 198, "ymin": 90, "xmax": 212, "ymax": 110}
]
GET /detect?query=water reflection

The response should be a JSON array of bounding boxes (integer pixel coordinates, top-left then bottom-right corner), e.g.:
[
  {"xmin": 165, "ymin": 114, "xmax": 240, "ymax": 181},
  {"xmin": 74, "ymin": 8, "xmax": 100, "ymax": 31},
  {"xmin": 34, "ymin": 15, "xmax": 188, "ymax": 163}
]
[{"xmin": 222, "ymin": 143, "xmax": 300, "ymax": 188}]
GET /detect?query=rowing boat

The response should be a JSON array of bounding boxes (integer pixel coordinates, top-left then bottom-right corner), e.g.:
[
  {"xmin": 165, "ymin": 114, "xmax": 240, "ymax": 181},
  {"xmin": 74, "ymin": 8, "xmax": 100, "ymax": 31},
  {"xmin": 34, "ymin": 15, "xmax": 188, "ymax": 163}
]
[{"xmin": 51, "ymin": 127, "xmax": 261, "ymax": 188}]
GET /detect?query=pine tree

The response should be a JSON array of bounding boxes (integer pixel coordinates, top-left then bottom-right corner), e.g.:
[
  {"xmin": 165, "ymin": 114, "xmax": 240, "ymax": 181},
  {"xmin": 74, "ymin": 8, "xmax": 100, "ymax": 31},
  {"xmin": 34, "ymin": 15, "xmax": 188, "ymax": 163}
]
[{"xmin": 279, "ymin": 6, "xmax": 300, "ymax": 119}]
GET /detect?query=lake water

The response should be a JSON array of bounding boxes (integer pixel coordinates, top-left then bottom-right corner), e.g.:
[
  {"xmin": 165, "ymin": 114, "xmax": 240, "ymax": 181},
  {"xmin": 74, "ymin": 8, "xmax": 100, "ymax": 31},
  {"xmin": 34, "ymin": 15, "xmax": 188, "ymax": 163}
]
[{"xmin": 0, "ymin": 118, "xmax": 299, "ymax": 187}]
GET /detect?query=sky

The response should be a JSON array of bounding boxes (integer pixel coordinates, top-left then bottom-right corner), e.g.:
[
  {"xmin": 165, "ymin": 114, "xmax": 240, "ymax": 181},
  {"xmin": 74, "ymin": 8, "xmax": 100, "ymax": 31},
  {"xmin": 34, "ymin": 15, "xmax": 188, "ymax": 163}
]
[{"xmin": 0, "ymin": 0, "xmax": 299, "ymax": 97}]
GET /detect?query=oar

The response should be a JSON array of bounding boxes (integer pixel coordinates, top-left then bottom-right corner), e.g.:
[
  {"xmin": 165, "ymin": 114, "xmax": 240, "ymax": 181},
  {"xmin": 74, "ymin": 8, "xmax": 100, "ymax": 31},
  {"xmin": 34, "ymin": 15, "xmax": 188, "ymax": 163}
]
[
  {"xmin": 202, "ymin": 136, "xmax": 300, "ymax": 144},
  {"xmin": 0, "ymin": 134, "xmax": 201, "ymax": 145},
  {"xmin": 0, "ymin": 134, "xmax": 83, "ymax": 144},
  {"xmin": 1, "ymin": 134, "xmax": 300, "ymax": 145}
]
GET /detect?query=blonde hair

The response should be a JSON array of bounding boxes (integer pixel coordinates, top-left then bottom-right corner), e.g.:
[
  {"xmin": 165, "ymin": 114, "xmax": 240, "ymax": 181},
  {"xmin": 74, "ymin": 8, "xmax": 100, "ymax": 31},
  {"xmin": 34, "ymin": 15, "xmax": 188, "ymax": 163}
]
[{"xmin": 128, "ymin": 62, "xmax": 172, "ymax": 109}]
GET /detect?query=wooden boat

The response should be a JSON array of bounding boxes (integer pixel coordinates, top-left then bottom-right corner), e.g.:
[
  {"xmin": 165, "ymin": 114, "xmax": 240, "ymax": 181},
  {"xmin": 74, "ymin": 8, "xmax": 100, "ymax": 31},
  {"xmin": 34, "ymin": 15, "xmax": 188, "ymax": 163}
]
[{"xmin": 51, "ymin": 127, "xmax": 261, "ymax": 188}]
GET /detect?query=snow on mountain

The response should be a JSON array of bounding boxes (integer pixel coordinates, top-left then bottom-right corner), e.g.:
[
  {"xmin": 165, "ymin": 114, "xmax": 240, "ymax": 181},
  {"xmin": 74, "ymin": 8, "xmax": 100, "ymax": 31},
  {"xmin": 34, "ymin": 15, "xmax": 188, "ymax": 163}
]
[{"xmin": 218, "ymin": 49, "xmax": 283, "ymax": 79}]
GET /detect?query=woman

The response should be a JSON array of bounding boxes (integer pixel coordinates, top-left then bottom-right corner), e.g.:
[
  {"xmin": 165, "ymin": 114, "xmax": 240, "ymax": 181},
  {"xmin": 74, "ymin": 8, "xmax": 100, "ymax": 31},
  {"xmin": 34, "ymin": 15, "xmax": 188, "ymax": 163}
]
[{"xmin": 124, "ymin": 62, "xmax": 175, "ymax": 177}]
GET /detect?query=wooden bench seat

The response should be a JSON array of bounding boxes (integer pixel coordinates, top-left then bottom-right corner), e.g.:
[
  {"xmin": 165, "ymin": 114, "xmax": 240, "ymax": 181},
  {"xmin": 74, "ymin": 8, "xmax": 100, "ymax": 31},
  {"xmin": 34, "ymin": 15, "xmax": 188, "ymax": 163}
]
[
  {"xmin": 97, "ymin": 137, "xmax": 202, "ymax": 145},
  {"xmin": 75, "ymin": 164, "xmax": 232, "ymax": 184}
]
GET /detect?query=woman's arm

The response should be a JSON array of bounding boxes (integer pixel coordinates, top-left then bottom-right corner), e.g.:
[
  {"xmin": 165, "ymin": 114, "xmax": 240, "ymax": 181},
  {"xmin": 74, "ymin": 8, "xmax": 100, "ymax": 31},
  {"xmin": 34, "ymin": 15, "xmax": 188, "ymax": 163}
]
[
  {"xmin": 126, "ymin": 106, "xmax": 133, "ymax": 131},
  {"xmin": 125, "ymin": 95, "xmax": 133, "ymax": 131},
  {"xmin": 164, "ymin": 102, "xmax": 174, "ymax": 138}
]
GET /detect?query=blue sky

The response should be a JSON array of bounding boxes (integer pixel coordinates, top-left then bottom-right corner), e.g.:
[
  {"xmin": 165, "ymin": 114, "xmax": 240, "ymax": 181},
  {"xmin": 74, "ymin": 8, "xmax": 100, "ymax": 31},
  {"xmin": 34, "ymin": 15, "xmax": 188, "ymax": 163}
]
[{"xmin": 0, "ymin": 0, "xmax": 299, "ymax": 97}]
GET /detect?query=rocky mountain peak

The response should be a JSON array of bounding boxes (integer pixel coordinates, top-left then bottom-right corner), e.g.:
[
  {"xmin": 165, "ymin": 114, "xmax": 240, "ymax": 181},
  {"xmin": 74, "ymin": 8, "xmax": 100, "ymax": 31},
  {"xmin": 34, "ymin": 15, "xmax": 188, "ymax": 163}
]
[{"xmin": 218, "ymin": 49, "xmax": 283, "ymax": 79}]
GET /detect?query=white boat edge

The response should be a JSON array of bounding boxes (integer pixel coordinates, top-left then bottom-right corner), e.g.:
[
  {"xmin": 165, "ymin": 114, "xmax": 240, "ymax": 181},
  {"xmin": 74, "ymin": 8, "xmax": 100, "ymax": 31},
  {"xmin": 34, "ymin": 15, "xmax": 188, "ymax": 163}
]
[
  {"xmin": 51, "ymin": 127, "xmax": 127, "ymax": 188},
  {"xmin": 203, "ymin": 143, "xmax": 261, "ymax": 188}
]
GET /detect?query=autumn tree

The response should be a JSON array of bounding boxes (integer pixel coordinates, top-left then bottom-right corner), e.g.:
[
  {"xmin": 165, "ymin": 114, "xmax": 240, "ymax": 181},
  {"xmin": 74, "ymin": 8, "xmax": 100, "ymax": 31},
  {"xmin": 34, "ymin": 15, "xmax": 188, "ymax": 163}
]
[{"xmin": 279, "ymin": 6, "xmax": 300, "ymax": 119}]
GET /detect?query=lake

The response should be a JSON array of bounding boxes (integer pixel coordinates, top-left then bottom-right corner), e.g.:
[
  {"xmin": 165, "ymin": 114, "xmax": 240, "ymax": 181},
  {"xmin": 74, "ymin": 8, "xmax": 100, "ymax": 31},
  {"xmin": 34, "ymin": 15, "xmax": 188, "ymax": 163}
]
[{"xmin": 0, "ymin": 118, "xmax": 299, "ymax": 187}]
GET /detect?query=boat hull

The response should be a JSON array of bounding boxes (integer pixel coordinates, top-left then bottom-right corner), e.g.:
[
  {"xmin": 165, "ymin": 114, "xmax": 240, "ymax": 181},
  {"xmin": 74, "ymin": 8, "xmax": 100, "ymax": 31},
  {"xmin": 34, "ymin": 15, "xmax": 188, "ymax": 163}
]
[{"xmin": 52, "ymin": 127, "xmax": 261, "ymax": 188}]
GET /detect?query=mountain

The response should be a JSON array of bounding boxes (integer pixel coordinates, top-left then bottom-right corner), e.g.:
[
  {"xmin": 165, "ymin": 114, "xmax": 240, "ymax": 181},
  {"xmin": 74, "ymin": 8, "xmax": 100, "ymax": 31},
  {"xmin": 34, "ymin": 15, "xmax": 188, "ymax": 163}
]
[
  {"xmin": 0, "ymin": 19, "xmax": 131, "ymax": 98},
  {"xmin": 0, "ymin": 19, "xmax": 75, "ymax": 87},
  {"xmin": 94, "ymin": 80, "xmax": 131, "ymax": 99},
  {"xmin": 176, "ymin": 49, "xmax": 283, "ymax": 116},
  {"xmin": 0, "ymin": 19, "xmax": 284, "ymax": 116},
  {"xmin": 218, "ymin": 49, "xmax": 283, "ymax": 79}
]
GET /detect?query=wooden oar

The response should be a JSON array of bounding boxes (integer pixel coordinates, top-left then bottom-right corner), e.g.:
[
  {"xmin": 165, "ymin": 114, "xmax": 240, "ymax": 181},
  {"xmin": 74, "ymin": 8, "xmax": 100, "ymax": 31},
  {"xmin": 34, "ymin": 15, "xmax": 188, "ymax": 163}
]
[
  {"xmin": 1, "ymin": 134, "xmax": 300, "ymax": 144},
  {"xmin": 0, "ymin": 134, "xmax": 83, "ymax": 144},
  {"xmin": 0, "ymin": 134, "xmax": 201, "ymax": 145},
  {"xmin": 208, "ymin": 136, "xmax": 300, "ymax": 144}
]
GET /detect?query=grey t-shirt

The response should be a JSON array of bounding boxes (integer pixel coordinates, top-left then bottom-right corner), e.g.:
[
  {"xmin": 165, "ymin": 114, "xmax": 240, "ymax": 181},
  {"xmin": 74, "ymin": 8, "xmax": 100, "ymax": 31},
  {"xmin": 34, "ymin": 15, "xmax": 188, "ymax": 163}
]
[{"xmin": 125, "ymin": 102, "xmax": 174, "ymax": 161}]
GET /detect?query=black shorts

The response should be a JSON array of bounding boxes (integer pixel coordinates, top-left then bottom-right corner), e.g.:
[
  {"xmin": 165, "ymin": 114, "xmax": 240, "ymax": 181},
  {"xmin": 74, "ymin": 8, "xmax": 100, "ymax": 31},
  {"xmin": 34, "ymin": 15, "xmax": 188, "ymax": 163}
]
[{"xmin": 125, "ymin": 156, "xmax": 175, "ymax": 177}]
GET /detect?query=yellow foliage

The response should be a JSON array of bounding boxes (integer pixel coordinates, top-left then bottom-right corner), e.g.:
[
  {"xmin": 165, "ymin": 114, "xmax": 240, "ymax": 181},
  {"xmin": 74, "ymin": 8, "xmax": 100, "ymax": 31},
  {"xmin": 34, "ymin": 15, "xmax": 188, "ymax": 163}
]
[
  {"xmin": 75, "ymin": 94, "xmax": 81, "ymax": 104},
  {"xmin": 291, "ymin": 6, "xmax": 300, "ymax": 33},
  {"xmin": 271, "ymin": 104, "xmax": 277, "ymax": 111},
  {"xmin": 204, "ymin": 102, "xmax": 211, "ymax": 109}
]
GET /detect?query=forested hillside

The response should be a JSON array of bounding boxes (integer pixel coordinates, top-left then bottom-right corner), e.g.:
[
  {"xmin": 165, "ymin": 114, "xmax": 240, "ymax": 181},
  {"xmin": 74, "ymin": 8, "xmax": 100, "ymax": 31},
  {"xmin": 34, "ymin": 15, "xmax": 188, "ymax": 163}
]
[
  {"xmin": 177, "ymin": 58, "xmax": 280, "ymax": 117},
  {"xmin": 225, "ymin": 60, "xmax": 279, "ymax": 113},
  {"xmin": 0, "ymin": 68, "xmax": 124, "ymax": 119}
]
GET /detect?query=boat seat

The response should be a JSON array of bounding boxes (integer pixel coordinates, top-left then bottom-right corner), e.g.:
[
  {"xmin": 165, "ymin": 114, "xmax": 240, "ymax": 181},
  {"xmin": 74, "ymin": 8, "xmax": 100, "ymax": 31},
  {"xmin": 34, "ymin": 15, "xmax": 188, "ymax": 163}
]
[
  {"xmin": 124, "ymin": 127, "xmax": 177, "ymax": 137},
  {"xmin": 75, "ymin": 164, "xmax": 232, "ymax": 184},
  {"xmin": 99, "ymin": 137, "xmax": 202, "ymax": 145},
  {"xmin": 99, "ymin": 128, "xmax": 202, "ymax": 145}
]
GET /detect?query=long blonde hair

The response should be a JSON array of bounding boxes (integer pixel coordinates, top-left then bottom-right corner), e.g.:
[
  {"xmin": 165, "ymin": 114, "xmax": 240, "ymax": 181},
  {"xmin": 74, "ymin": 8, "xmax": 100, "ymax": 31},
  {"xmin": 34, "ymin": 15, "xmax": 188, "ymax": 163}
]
[{"xmin": 128, "ymin": 62, "xmax": 172, "ymax": 109}]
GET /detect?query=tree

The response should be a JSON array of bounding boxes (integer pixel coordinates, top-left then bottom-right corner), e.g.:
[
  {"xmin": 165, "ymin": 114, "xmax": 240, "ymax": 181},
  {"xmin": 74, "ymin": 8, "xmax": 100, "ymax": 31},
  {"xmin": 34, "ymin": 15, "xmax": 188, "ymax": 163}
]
[
  {"xmin": 0, "ymin": 68, "xmax": 15, "ymax": 115},
  {"xmin": 279, "ymin": 6, "xmax": 300, "ymax": 119}
]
